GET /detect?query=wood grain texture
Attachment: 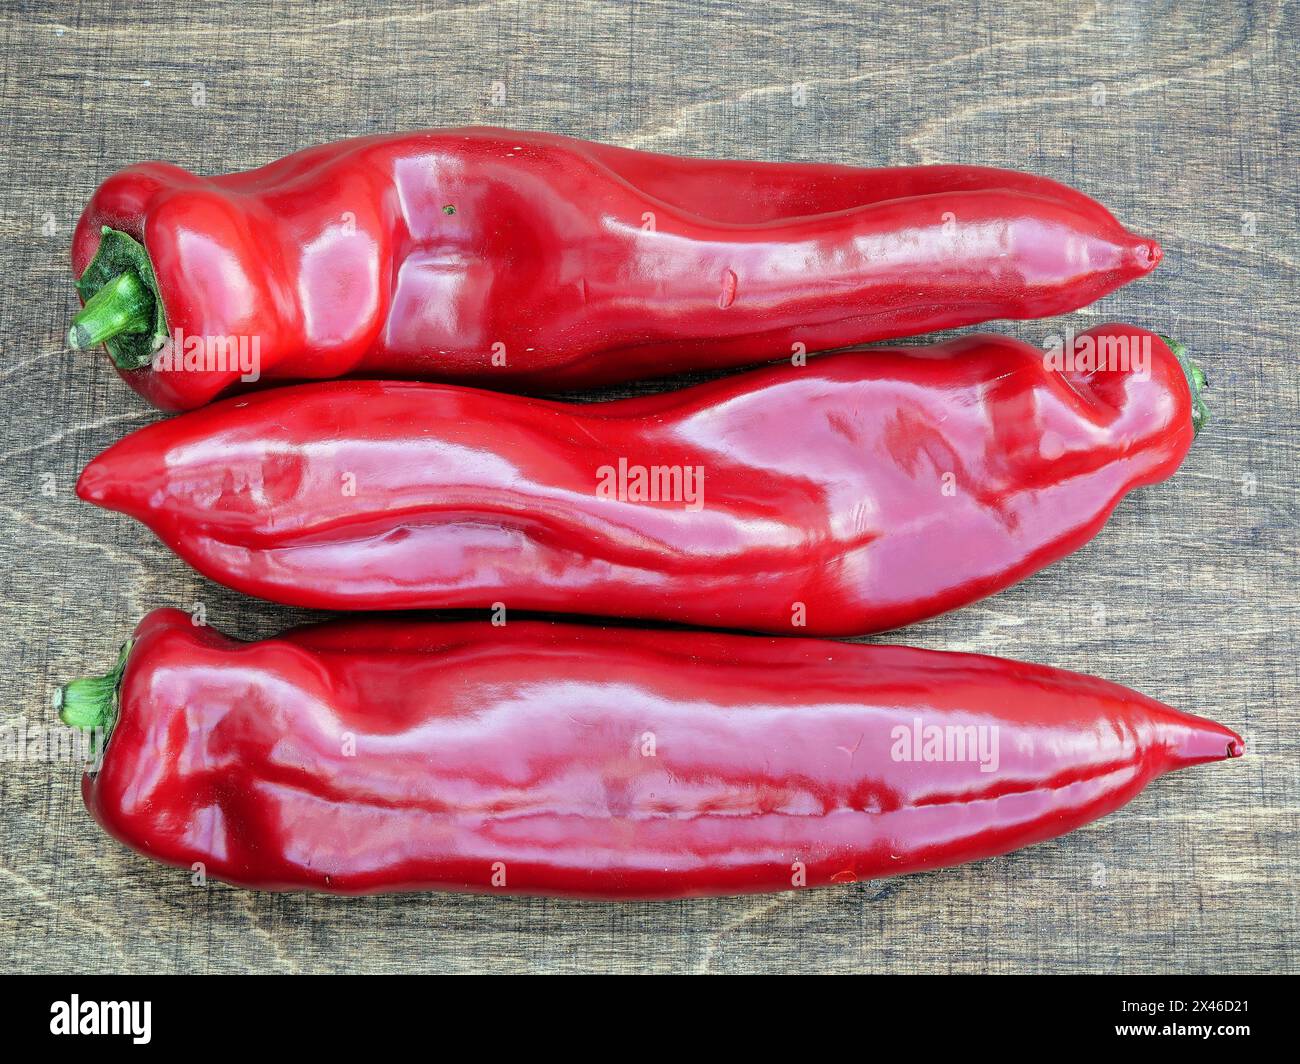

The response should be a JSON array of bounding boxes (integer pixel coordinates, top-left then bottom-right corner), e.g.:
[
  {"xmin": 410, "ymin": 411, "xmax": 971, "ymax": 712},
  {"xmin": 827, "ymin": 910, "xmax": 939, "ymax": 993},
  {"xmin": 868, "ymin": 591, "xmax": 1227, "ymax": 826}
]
[{"xmin": 0, "ymin": 0, "xmax": 1294, "ymax": 974}]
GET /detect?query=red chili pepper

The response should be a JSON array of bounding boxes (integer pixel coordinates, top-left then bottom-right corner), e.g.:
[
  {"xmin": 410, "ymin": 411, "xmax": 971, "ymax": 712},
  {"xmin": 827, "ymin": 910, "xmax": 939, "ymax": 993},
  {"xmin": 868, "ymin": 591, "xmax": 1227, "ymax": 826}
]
[
  {"xmin": 57, "ymin": 609, "xmax": 1242, "ymax": 898},
  {"xmin": 68, "ymin": 128, "xmax": 1161, "ymax": 411},
  {"xmin": 78, "ymin": 324, "xmax": 1207, "ymax": 635}
]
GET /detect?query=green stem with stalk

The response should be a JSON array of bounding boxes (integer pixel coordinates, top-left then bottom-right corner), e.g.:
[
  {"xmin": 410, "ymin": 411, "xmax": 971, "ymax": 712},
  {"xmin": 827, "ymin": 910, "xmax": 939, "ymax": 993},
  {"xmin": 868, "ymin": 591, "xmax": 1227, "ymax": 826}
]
[
  {"xmin": 55, "ymin": 639, "xmax": 133, "ymax": 758},
  {"xmin": 1159, "ymin": 335, "xmax": 1210, "ymax": 436},
  {"xmin": 68, "ymin": 227, "xmax": 168, "ymax": 369}
]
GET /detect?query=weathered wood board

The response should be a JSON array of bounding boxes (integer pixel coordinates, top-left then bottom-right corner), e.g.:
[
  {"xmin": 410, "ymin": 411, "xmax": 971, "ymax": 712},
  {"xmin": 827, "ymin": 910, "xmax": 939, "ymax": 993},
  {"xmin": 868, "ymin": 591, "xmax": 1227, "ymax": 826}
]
[{"xmin": 0, "ymin": 0, "xmax": 1294, "ymax": 973}]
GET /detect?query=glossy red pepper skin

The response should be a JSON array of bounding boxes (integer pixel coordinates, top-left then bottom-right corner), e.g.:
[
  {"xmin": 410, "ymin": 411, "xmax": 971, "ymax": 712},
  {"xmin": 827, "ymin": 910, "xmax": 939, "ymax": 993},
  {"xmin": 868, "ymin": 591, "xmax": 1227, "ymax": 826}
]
[
  {"xmin": 72, "ymin": 127, "xmax": 1161, "ymax": 411},
  {"xmin": 78, "ymin": 325, "xmax": 1201, "ymax": 636},
  {"xmin": 63, "ymin": 609, "xmax": 1242, "ymax": 898}
]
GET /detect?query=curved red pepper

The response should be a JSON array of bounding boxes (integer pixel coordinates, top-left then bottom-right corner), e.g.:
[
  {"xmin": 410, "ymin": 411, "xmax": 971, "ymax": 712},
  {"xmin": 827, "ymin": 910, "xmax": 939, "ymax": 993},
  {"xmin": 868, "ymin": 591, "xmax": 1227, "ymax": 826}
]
[
  {"xmin": 57, "ymin": 609, "xmax": 1242, "ymax": 898},
  {"xmin": 70, "ymin": 128, "xmax": 1161, "ymax": 410},
  {"xmin": 78, "ymin": 324, "xmax": 1205, "ymax": 635}
]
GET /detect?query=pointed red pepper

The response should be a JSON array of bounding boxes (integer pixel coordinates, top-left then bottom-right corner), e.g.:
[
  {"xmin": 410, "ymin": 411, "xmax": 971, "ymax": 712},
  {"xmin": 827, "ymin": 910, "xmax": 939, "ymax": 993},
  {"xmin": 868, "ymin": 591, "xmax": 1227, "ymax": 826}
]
[
  {"xmin": 69, "ymin": 128, "xmax": 1161, "ymax": 410},
  {"xmin": 57, "ymin": 610, "xmax": 1242, "ymax": 898},
  {"xmin": 78, "ymin": 324, "xmax": 1206, "ymax": 635}
]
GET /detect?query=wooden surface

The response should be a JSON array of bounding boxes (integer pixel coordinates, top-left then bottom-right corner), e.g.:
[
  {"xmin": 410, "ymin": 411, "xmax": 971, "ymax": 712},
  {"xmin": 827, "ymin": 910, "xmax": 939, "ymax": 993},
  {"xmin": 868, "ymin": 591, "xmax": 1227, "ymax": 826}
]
[{"xmin": 0, "ymin": 0, "xmax": 1295, "ymax": 974}]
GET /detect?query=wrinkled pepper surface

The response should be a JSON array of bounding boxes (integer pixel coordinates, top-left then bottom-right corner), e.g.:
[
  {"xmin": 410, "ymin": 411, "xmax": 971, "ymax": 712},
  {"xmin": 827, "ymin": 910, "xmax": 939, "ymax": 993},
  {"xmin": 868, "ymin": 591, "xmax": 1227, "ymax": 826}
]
[
  {"xmin": 69, "ymin": 128, "xmax": 1162, "ymax": 410},
  {"xmin": 78, "ymin": 325, "xmax": 1206, "ymax": 635},
  {"xmin": 57, "ymin": 610, "xmax": 1242, "ymax": 898}
]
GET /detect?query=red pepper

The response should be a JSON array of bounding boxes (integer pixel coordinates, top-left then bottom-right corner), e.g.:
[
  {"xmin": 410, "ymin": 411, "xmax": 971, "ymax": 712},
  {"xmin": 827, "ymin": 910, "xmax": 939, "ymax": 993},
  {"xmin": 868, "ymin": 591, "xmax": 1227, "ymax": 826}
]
[
  {"xmin": 78, "ymin": 324, "xmax": 1206, "ymax": 635},
  {"xmin": 68, "ymin": 128, "xmax": 1161, "ymax": 411},
  {"xmin": 57, "ymin": 609, "xmax": 1242, "ymax": 898}
]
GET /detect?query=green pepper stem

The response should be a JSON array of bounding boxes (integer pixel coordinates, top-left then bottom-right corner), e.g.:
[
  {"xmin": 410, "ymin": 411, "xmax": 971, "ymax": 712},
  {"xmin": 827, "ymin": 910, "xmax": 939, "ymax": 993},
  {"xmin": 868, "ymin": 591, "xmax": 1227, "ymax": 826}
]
[
  {"xmin": 56, "ymin": 639, "xmax": 133, "ymax": 736},
  {"xmin": 71, "ymin": 227, "xmax": 168, "ymax": 370},
  {"xmin": 1159, "ymin": 335, "xmax": 1209, "ymax": 437},
  {"xmin": 68, "ymin": 270, "xmax": 152, "ymax": 350}
]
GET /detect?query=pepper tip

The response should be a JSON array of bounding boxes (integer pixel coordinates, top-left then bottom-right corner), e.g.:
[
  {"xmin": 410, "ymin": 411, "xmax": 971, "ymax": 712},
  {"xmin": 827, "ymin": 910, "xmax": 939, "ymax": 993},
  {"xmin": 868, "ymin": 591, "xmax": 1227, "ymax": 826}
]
[
  {"xmin": 75, "ymin": 458, "xmax": 110, "ymax": 506},
  {"xmin": 1135, "ymin": 237, "xmax": 1162, "ymax": 272}
]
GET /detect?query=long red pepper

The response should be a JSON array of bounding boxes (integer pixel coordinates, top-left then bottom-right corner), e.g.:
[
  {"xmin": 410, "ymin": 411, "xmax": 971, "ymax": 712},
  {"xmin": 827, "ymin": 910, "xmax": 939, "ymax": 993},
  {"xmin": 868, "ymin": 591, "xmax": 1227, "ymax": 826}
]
[
  {"xmin": 68, "ymin": 128, "xmax": 1161, "ymax": 411},
  {"xmin": 78, "ymin": 324, "xmax": 1206, "ymax": 635},
  {"xmin": 57, "ymin": 609, "xmax": 1242, "ymax": 898}
]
